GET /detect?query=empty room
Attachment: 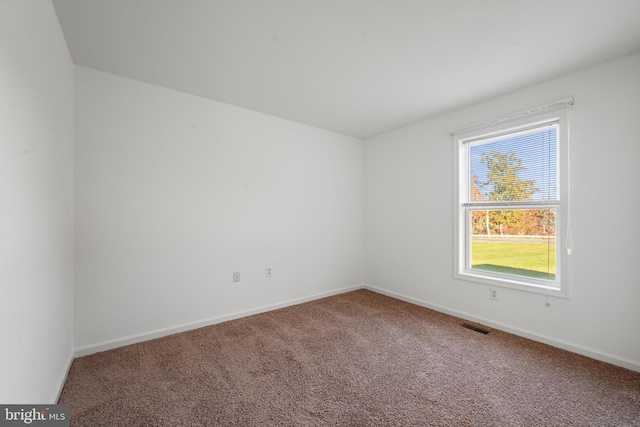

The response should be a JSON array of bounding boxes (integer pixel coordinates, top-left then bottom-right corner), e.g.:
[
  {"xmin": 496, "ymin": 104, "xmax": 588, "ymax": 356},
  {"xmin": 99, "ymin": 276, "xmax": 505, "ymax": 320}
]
[{"xmin": 1, "ymin": 0, "xmax": 639, "ymax": 425}]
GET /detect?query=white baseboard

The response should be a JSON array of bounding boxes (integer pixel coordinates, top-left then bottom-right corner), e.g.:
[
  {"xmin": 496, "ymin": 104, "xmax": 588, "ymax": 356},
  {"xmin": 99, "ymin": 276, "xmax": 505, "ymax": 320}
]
[
  {"xmin": 74, "ymin": 284, "xmax": 364, "ymax": 358},
  {"xmin": 52, "ymin": 349, "xmax": 74, "ymax": 403},
  {"xmin": 72, "ymin": 283, "xmax": 639, "ymax": 372},
  {"xmin": 364, "ymin": 284, "xmax": 640, "ymax": 373}
]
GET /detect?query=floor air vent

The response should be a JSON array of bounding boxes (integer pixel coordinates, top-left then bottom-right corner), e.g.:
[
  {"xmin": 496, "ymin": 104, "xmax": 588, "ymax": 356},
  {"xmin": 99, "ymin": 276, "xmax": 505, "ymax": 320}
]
[{"xmin": 461, "ymin": 323, "xmax": 490, "ymax": 334}]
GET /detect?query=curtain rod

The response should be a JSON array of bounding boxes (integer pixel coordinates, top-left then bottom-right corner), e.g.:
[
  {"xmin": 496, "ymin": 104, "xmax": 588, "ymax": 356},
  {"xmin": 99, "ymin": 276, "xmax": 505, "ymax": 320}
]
[{"xmin": 449, "ymin": 96, "xmax": 574, "ymax": 135}]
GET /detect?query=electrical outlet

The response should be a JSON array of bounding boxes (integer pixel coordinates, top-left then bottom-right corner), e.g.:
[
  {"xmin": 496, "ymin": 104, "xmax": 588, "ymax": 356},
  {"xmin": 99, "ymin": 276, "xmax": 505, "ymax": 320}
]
[
  {"xmin": 490, "ymin": 288, "xmax": 499, "ymax": 301},
  {"xmin": 233, "ymin": 271, "xmax": 240, "ymax": 283},
  {"xmin": 266, "ymin": 267, "xmax": 272, "ymax": 278}
]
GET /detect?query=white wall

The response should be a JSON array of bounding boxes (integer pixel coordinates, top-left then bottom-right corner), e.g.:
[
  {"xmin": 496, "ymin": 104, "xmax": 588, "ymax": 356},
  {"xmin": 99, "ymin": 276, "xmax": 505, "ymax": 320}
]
[
  {"xmin": 0, "ymin": 1, "xmax": 75, "ymax": 403},
  {"xmin": 74, "ymin": 66, "xmax": 364, "ymax": 351},
  {"xmin": 364, "ymin": 52, "xmax": 640, "ymax": 370}
]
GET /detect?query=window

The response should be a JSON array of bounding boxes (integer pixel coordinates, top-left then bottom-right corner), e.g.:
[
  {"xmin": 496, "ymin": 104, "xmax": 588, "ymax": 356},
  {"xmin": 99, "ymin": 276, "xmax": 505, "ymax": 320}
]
[{"xmin": 454, "ymin": 106, "xmax": 570, "ymax": 297}]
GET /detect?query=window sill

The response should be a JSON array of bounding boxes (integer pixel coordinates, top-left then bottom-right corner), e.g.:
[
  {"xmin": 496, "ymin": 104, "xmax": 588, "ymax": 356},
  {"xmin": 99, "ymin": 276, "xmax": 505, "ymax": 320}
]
[{"xmin": 454, "ymin": 270, "xmax": 569, "ymax": 299}]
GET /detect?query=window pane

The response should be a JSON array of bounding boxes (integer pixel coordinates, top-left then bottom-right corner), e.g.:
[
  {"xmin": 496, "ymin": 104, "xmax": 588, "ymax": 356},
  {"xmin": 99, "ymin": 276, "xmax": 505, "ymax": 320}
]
[
  {"xmin": 469, "ymin": 125, "xmax": 558, "ymax": 203},
  {"xmin": 470, "ymin": 209, "xmax": 556, "ymax": 281}
]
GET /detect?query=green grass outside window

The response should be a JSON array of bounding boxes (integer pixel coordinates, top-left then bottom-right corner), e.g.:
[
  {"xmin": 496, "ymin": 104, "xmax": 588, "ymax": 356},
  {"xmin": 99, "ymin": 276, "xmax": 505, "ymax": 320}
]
[{"xmin": 471, "ymin": 240, "xmax": 556, "ymax": 280}]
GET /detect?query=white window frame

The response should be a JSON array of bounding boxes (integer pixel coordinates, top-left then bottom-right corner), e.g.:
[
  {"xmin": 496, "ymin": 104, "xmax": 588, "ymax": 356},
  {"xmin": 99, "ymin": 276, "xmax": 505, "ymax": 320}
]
[{"xmin": 453, "ymin": 108, "xmax": 570, "ymax": 298}]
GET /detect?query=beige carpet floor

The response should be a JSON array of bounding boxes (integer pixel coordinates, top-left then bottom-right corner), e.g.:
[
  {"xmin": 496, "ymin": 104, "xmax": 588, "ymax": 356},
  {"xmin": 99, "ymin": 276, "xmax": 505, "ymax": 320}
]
[{"xmin": 59, "ymin": 290, "xmax": 640, "ymax": 426}]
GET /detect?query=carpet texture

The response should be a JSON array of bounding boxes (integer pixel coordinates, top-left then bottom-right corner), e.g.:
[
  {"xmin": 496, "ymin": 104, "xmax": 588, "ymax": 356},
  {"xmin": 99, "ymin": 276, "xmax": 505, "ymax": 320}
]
[{"xmin": 59, "ymin": 290, "xmax": 640, "ymax": 426}]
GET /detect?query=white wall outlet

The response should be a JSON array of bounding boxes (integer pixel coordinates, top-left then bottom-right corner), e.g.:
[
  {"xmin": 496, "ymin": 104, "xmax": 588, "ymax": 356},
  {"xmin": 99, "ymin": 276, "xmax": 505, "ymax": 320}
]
[
  {"xmin": 266, "ymin": 267, "xmax": 272, "ymax": 277},
  {"xmin": 233, "ymin": 271, "xmax": 240, "ymax": 283},
  {"xmin": 489, "ymin": 288, "xmax": 499, "ymax": 301}
]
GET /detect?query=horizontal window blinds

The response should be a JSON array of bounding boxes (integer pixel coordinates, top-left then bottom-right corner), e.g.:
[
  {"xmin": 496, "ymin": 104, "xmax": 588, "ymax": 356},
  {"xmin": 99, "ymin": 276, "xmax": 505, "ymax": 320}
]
[{"xmin": 467, "ymin": 123, "xmax": 558, "ymax": 205}]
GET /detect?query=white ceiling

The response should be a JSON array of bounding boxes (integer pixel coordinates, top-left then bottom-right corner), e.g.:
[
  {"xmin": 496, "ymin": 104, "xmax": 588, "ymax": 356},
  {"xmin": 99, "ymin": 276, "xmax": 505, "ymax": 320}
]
[{"xmin": 52, "ymin": 0, "xmax": 640, "ymax": 139}]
